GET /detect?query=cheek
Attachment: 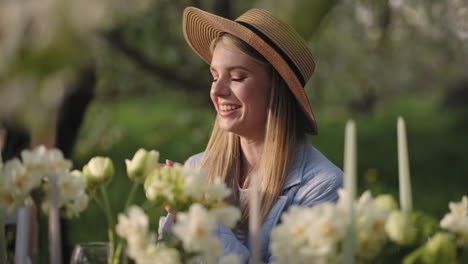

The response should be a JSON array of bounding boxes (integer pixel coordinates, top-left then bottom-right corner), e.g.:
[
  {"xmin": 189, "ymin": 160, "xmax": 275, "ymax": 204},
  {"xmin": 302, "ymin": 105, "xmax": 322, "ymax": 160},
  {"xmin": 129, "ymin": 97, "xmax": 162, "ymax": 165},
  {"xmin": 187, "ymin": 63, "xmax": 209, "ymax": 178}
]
[{"xmin": 209, "ymin": 88, "xmax": 217, "ymax": 104}]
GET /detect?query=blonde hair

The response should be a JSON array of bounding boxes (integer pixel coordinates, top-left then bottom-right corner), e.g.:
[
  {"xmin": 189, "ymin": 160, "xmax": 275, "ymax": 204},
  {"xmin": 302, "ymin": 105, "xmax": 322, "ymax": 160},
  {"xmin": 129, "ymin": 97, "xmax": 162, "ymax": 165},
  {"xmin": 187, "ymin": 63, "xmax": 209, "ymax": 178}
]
[{"xmin": 201, "ymin": 33, "xmax": 306, "ymax": 227}]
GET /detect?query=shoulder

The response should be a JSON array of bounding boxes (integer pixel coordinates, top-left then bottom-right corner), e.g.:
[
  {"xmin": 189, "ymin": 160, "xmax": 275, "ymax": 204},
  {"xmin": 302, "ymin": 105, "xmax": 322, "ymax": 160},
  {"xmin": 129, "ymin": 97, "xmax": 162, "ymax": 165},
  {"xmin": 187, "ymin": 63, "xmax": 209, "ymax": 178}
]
[
  {"xmin": 184, "ymin": 152, "xmax": 205, "ymax": 168},
  {"xmin": 301, "ymin": 144, "xmax": 343, "ymax": 184},
  {"xmin": 291, "ymin": 143, "xmax": 344, "ymax": 205}
]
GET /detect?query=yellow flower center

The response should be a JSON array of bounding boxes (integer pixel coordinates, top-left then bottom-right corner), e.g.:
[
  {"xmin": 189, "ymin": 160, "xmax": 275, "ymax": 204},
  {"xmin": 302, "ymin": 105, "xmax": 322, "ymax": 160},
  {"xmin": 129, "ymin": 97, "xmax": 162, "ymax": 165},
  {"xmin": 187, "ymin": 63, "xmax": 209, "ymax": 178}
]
[
  {"xmin": 372, "ymin": 220, "xmax": 384, "ymax": 232},
  {"xmin": 195, "ymin": 226, "xmax": 206, "ymax": 236},
  {"xmin": 15, "ymin": 175, "xmax": 26, "ymax": 190},
  {"xmin": 319, "ymin": 222, "xmax": 335, "ymax": 238},
  {"xmin": 294, "ymin": 226, "xmax": 305, "ymax": 237}
]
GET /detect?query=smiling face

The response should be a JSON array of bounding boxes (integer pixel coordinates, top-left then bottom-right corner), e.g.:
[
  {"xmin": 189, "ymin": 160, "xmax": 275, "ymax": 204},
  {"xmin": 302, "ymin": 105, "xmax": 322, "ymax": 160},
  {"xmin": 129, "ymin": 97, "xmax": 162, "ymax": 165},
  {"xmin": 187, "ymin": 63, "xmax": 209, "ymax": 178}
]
[{"xmin": 210, "ymin": 41, "xmax": 272, "ymax": 140}]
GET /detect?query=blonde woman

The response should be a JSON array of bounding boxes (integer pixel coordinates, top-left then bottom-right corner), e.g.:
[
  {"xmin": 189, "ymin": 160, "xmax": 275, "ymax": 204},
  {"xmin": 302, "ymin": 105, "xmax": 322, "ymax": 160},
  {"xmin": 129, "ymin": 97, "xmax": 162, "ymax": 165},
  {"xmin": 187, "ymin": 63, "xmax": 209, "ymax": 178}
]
[{"xmin": 163, "ymin": 7, "xmax": 344, "ymax": 263}]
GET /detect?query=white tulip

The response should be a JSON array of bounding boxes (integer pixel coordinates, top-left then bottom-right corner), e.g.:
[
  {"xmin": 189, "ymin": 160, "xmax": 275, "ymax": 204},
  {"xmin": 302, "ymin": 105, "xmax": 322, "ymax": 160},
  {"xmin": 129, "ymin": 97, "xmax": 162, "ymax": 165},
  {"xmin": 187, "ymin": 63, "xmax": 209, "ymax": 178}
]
[
  {"xmin": 125, "ymin": 148, "xmax": 160, "ymax": 181},
  {"xmin": 385, "ymin": 210, "xmax": 416, "ymax": 245},
  {"xmin": 83, "ymin": 156, "xmax": 114, "ymax": 187},
  {"xmin": 423, "ymin": 232, "xmax": 457, "ymax": 264},
  {"xmin": 375, "ymin": 194, "xmax": 398, "ymax": 211}
]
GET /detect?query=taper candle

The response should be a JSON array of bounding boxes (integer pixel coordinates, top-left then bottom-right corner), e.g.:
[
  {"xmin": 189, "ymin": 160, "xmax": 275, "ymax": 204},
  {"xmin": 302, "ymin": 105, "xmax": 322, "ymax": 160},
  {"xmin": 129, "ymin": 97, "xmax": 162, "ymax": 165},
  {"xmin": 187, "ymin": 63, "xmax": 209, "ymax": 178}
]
[
  {"xmin": 344, "ymin": 120, "xmax": 357, "ymax": 202},
  {"xmin": 343, "ymin": 120, "xmax": 357, "ymax": 264},
  {"xmin": 49, "ymin": 173, "xmax": 62, "ymax": 264},
  {"xmin": 397, "ymin": 116, "xmax": 413, "ymax": 212}
]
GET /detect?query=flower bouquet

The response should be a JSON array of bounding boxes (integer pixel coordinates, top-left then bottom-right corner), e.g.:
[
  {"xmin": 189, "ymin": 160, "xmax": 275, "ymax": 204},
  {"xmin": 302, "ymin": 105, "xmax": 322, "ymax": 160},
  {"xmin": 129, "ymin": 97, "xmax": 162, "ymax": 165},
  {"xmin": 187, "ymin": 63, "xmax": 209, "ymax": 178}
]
[
  {"xmin": 0, "ymin": 146, "xmax": 89, "ymax": 263},
  {"xmin": 270, "ymin": 190, "xmax": 468, "ymax": 264},
  {"xmin": 73, "ymin": 148, "xmax": 242, "ymax": 264},
  {"xmin": 116, "ymin": 158, "xmax": 242, "ymax": 264}
]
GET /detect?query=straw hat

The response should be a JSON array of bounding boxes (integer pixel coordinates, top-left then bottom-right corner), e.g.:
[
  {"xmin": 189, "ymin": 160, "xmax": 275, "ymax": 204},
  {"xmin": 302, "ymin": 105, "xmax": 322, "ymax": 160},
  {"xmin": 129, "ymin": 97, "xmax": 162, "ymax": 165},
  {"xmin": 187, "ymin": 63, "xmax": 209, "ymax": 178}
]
[{"xmin": 183, "ymin": 7, "xmax": 318, "ymax": 134}]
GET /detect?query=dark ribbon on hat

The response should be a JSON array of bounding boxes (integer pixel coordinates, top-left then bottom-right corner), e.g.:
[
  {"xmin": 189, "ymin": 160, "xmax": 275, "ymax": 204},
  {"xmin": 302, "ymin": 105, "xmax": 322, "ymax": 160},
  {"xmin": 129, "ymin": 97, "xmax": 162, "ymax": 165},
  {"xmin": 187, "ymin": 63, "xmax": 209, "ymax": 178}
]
[{"xmin": 236, "ymin": 20, "xmax": 306, "ymax": 87}]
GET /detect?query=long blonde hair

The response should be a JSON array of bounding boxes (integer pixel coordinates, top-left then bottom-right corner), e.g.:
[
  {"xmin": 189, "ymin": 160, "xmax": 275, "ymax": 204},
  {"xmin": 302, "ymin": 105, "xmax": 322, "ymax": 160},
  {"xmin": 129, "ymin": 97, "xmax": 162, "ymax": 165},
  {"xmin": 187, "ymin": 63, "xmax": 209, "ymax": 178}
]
[{"xmin": 201, "ymin": 33, "xmax": 306, "ymax": 227}]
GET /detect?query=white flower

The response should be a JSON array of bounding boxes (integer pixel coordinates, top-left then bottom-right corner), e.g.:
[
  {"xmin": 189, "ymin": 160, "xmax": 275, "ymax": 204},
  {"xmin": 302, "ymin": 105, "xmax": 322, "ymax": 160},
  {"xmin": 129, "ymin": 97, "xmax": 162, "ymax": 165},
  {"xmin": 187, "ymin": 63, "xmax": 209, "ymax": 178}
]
[
  {"xmin": 271, "ymin": 204, "xmax": 346, "ymax": 264},
  {"xmin": 181, "ymin": 166, "xmax": 207, "ymax": 200},
  {"xmin": 355, "ymin": 191, "xmax": 390, "ymax": 259},
  {"xmin": 82, "ymin": 156, "xmax": 114, "ymax": 187},
  {"xmin": 21, "ymin": 145, "xmax": 72, "ymax": 175},
  {"xmin": 64, "ymin": 192, "xmax": 89, "ymax": 218},
  {"xmin": 3, "ymin": 158, "xmax": 40, "ymax": 196},
  {"xmin": 0, "ymin": 184, "xmax": 22, "ymax": 214},
  {"xmin": 117, "ymin": 206, "xmax": 181, "ymax": 264},
  {"xmin": 218, "ymin": 254, "xmax": 241, "ymax": 264},
  {"xmin": 440, "ymin": 196, "xmax": 468, "ymax": 247},
  {"xmin": 385, "ymin": 210, "xmax": 417, "ymax": 245},
  {"xmin": 173, "ymin": 203, "xmax": 221, "ymax": 264},
  {"xmin": 58, "ymin": 172, "xmax": 86, "ymax": 203},
  {"xmin": 0, "ymin": 158, "xmax": 38, "ymax": 213},
  {"xmin": 144, "ymin": 166, "xmax": 183, "ymax": 202},
  {"xmin": 205, "ymin": 177, "xmax": 231, "ymax": 200},
  {"xmin": 54, "ymin": 171, "xmax": 89, "ymax": 218},
  {"xmin": 136, "ymin": 243, "xmax": 181, "ymax": 264},
  {"xmin": 116, "ymin": 206, "xmax": 149, "ymax": 241},
  {"xmin": 125, "ymin": 148, "xmax": 160, "ymax": 181},
  {"xmin": 209, "ymin": 206, "xmax": 240, "ymax": 228}
]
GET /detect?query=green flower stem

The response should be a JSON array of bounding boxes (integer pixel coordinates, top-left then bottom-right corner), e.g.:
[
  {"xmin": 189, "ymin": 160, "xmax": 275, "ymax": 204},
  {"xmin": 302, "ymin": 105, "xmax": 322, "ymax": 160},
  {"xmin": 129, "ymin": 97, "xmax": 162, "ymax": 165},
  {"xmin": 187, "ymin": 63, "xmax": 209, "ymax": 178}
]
[
  {"xmin": 124, "ymin": 180, "xmax": 140, "ymax": 211},
  {"xmin": 100, "ymin": 186, "xmax": 116, "ymax": 264},
  {"xmin": 93, "ymin": 194, "xmax": 105, "ymax": 212},
  {"xmin": 0, "ymin": 210, "xmax": 6, "ymax": 264},
  {"xmin": 403, "ymin": 245, "xmax": 425, "ymax": 264},
  {"xmin": 112, "ymin": 180, "xmax": 140, "ymax": 264},
  {"xmin": 112, "ymin": 241, "xmax": 124, "ymax": 264}
]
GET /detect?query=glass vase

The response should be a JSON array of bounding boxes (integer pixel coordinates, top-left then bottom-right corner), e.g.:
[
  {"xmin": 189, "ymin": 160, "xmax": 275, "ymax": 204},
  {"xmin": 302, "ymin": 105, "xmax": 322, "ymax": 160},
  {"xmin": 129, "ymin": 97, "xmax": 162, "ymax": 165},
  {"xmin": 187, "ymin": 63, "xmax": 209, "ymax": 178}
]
[{"xmin": 70, "ymin": 242, "xmax": 127, "ymax": 264}]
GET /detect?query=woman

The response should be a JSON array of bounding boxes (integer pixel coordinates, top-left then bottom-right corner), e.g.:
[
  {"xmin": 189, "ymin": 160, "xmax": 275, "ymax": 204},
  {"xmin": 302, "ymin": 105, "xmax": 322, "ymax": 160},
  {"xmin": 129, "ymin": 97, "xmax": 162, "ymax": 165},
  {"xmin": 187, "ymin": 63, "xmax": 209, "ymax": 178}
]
[{"xmin": 166, "ymin": 7, "xmax": 343, "ymax": 263}]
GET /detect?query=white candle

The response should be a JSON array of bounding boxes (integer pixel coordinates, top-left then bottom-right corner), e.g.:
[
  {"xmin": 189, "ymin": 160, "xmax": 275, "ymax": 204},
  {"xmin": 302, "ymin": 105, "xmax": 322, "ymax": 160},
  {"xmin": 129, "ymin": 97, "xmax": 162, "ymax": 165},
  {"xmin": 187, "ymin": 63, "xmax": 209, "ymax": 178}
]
[
  {"xmin": 49, "ymin": 173, "xmax": 62, "ymax": 264},
  {"xmin": 344, "ymin": 120, "xmax": 357, "ymax": 202},
  {"xmin": 397, "ymin": 117, "xmax": 413, "ymax": 212},
  {"xmin": 343, "ymin": 120, "xmax": 357, "ymax": 264},
  {"xmin": 249, "ymin": 173, "xmax": 261, "ymax": 263}
]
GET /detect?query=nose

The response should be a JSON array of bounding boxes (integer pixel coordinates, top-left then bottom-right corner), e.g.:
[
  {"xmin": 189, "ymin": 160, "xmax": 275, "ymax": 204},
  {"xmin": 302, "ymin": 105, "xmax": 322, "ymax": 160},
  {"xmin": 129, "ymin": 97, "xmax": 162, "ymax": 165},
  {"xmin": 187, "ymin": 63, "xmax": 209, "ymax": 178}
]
[{"xmin": 210, "ymin": 79, "xmax": 231, "ymax": 97}]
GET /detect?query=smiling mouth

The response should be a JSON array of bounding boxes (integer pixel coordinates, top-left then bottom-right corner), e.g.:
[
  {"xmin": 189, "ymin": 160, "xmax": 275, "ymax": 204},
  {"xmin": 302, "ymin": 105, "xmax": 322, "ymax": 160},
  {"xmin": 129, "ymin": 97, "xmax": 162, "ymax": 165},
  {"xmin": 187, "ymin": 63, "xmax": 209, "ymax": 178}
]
[{"xmin": 219, "ymin": 104, "xmax": 241, "ymax": 111}]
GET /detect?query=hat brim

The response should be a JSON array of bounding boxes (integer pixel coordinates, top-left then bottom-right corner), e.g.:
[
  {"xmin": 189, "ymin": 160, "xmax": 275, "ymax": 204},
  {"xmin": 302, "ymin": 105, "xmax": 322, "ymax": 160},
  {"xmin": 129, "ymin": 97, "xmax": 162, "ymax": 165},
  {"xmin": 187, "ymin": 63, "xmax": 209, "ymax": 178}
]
[{"xmin": 183, "ymin": 7, "xmax": 318, "ymax": 134}]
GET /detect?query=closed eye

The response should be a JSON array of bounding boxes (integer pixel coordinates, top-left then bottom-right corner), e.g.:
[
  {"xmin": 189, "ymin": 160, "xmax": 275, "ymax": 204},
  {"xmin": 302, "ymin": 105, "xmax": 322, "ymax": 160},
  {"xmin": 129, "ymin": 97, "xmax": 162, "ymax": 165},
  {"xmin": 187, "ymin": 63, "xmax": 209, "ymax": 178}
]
[{"xmin": 232, "ymin": 77, "xmax": 246, "ymax": 82}]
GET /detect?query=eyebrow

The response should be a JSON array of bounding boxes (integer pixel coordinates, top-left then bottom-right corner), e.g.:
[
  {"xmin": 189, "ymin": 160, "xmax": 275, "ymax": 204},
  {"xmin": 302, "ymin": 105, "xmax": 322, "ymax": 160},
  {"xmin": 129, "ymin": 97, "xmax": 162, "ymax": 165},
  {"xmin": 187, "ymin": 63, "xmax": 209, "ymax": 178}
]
[{"xmin": 209, "ymin": 65, "xmax": 253, "ymax": 73}]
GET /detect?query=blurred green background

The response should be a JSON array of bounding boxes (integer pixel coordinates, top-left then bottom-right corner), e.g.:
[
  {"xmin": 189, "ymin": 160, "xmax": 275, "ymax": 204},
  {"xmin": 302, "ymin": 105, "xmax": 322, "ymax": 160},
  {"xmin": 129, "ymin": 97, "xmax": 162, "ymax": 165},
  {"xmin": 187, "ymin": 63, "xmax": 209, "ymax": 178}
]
[{"xmin": 1, "ymin": 0, "xmax": 467, "ymax": 259}]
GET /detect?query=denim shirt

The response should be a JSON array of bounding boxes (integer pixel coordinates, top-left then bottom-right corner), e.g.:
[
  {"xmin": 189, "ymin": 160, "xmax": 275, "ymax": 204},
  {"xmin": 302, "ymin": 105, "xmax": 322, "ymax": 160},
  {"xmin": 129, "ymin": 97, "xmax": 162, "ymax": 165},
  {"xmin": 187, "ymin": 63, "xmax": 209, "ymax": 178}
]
[{"xmin": 161, "ymin": 142, "xmax": 343, "ymax": 263}]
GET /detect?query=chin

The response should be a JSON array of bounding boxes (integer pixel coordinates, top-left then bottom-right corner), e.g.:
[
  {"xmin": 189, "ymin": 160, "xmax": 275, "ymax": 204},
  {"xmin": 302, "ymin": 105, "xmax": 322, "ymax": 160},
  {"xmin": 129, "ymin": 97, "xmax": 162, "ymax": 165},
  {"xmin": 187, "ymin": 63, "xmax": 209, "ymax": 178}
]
[{"xmin": 218, "ymin": 122, "xmax": 240, "ymax": 134}]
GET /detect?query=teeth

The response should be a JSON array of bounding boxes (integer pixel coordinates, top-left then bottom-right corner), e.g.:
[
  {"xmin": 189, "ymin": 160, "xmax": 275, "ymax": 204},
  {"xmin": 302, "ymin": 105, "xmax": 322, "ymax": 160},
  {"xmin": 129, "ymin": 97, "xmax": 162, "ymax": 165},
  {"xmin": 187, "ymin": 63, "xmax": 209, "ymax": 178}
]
[{"xmin": 220, "ymin": 105, "xmax": 240, "ymax": 111}]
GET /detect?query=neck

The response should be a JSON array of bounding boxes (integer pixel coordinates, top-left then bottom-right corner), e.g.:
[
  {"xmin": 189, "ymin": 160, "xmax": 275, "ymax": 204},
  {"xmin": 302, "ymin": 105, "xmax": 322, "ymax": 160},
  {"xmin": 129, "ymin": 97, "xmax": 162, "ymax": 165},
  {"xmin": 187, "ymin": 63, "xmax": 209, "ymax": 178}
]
[{"xmin": 239, "ymin": 136, "xmax": 264, "ymax": 187}]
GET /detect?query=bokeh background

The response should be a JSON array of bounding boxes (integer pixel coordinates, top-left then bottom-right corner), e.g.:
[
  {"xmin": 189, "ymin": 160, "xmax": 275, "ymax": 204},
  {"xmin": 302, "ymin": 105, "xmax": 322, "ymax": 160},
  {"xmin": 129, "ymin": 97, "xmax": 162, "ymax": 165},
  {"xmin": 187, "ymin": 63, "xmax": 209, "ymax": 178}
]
[{"xmin": 1, "ymin": 0, "xmax": 467, "ymax": 260}]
